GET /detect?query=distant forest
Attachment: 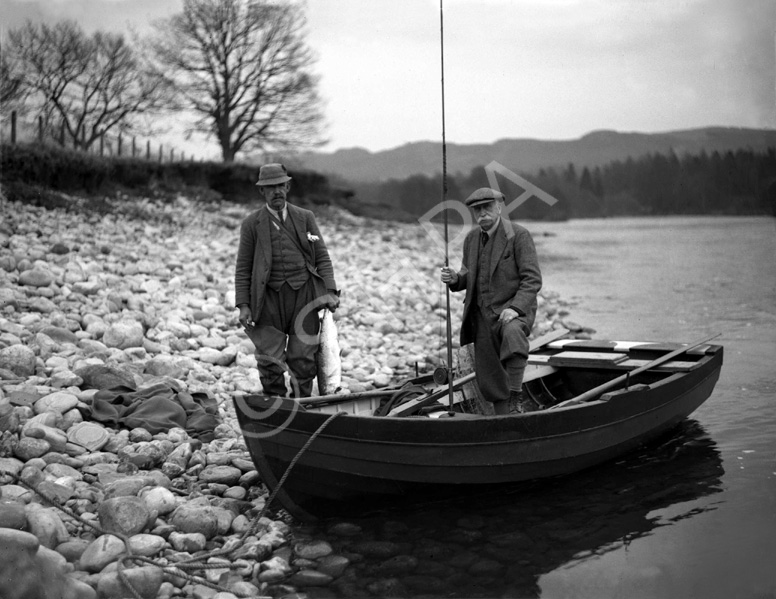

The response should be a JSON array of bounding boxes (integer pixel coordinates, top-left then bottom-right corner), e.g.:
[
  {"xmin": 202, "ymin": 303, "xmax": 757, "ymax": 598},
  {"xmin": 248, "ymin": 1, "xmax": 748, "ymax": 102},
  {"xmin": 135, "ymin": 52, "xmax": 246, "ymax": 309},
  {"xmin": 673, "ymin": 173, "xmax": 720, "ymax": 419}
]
[{"xmin": 349, "ymin": 148, "xmax": 776, "ymax": 221}]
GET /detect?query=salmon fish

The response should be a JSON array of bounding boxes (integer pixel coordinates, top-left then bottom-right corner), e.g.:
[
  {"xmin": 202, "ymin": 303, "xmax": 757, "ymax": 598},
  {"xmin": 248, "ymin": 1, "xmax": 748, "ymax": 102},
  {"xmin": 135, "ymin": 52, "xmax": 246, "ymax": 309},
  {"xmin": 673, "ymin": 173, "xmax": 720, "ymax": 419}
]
[{"xmin": 316, "ymin": 309, "xmax": 342, "ymax": 395}]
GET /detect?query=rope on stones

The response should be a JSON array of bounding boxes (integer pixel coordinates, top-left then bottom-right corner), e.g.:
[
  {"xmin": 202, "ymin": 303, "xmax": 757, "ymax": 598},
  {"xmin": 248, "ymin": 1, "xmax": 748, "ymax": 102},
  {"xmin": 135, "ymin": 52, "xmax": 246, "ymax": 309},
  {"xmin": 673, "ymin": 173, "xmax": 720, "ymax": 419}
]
[
  {"xmin": 179, "ymin": 410, "xmax": 347, "ymax": 564},
  {"xmin": 254, "ymin": 410, "xmax": 345, "ymax": 523}
]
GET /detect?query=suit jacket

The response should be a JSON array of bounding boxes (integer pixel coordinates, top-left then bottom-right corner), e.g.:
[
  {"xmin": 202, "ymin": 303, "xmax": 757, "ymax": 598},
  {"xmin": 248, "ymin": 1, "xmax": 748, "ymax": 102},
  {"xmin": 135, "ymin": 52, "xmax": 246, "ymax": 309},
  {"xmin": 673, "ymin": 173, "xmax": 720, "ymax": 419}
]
[
  {"xmin": 234, "ymin": 203, "xmax": 337, "ymax": 320},
  {"xmin": 449, "ymin": 218, "xmax": 542, "ymax": 345}
]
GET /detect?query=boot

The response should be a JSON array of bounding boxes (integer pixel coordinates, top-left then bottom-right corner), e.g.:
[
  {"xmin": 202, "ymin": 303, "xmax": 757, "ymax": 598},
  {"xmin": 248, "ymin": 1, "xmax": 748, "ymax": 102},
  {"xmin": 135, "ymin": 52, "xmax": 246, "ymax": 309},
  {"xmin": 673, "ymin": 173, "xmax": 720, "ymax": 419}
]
[
  {"xmin": 509, "ymin": 390, "xmax": 539, "ymax": 414},
  {"xmin": 492, "ymin": 400, "xmax": 510, "ymax": 415}
]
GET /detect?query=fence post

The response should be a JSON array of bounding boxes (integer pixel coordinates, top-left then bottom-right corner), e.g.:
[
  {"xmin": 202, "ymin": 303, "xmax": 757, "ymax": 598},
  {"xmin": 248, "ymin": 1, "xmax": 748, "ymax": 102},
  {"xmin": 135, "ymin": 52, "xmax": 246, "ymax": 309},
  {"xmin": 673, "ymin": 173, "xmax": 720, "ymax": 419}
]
[
  {"xmin": 132, "ymin": 136, "xmax": 136, "ymax": 158},
  {"xmin": 158, "ymin": 144, "xmax": 163, "ymax": 163},
  {"xmin": 60, "ymin": 121, "xmax": 65, "ymax": 146},
  {"xmin": 38, "ymin": 116, "xmax": 44, "ymax": 142},
  {"xmin": 170, "ymin": 148, "xmax": 175, "ymax": 162},
  {"xmin": 146, "ymin": 140, "xmax": 151, "ymax": 160},
  {"xmin": 118, "ymin": 133, "xmax": 123, "ymax": 157},
  {"xmin": 99, "ymin": 132, "xmax": 104, "ymax": 157},
  {"xmin": 10, "ymin": 111, "xmax": 16, "ymax": 145}
]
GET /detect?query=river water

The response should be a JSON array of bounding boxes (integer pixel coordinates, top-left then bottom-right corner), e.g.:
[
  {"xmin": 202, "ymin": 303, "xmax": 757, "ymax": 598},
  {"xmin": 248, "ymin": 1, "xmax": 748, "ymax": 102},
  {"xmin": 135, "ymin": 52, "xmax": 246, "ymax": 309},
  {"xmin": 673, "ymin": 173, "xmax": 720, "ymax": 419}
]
[{"xmin": 302, "ymin": 216, "xmax": 776, "ymax": 599}]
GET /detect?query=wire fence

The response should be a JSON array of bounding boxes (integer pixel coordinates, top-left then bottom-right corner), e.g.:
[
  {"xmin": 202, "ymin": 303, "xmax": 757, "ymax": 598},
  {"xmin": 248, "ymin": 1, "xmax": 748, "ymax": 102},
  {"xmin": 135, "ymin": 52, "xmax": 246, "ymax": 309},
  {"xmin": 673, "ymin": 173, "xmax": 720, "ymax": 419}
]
[{"xmin": 0, "ymin": 110, "xmax": 198, "ymax": 163}]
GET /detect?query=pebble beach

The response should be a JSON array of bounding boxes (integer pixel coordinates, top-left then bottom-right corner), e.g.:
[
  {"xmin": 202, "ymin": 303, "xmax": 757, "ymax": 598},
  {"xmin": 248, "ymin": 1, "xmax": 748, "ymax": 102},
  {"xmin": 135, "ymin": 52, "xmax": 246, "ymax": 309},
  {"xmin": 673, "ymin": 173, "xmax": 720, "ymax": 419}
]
[{"xmin": 0, "ymin": 192, "xmax": 588, "ymax": 599}]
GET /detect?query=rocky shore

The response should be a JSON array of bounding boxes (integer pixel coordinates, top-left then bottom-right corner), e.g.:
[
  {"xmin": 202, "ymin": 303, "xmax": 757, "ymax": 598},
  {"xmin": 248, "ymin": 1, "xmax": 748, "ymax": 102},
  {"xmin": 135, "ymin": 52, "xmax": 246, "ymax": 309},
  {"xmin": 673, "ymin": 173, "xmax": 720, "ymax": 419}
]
[{"xmin": 0, "ymin": 192, "xmax": 588, "ymax": 599}]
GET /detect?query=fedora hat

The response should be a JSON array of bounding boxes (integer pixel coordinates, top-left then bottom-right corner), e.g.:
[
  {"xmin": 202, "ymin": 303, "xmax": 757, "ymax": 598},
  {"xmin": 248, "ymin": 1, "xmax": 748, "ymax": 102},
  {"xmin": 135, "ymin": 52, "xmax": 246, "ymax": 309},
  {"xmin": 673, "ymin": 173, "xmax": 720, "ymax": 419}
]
[
  {"xmin": 255, "ymin": 163, "xmax": 292, "ymax": 186},
  {"xmin": 465, "ymin": 187, "xmax": 505, "ymax": 207}
]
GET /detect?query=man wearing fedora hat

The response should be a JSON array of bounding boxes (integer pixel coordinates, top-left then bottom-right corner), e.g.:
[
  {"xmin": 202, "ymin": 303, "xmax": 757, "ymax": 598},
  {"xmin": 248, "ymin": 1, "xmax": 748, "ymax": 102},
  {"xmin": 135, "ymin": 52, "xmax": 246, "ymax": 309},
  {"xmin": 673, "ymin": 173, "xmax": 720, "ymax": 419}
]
[
  {"xmin": 441, "ymin": 188, "xmax": 542, "ymax": 414},
  {"xmin": 235, "ymin": 163, "xmax": 340, "ymax": 398}
]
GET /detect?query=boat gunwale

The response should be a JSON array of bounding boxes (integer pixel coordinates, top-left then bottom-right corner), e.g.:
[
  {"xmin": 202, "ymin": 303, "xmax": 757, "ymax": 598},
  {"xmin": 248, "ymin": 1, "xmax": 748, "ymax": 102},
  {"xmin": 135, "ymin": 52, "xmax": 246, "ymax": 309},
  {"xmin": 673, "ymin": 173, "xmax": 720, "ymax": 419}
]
[
  {"xmin": 240, "ymin": 368, "xmax": 719, "ymax": 452},
  {"xmin": 236, "ymin": 345, "xmax": 721, "ymax": 430}
]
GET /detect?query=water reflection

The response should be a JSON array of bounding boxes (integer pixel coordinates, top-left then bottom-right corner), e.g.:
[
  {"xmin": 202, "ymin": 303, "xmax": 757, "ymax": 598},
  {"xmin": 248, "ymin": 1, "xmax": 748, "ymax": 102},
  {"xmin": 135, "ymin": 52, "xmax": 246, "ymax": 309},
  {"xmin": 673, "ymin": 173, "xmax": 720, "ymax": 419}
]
[{"xmin": 302, "ymin": 420, "xmax": 723, "ymax": 598}]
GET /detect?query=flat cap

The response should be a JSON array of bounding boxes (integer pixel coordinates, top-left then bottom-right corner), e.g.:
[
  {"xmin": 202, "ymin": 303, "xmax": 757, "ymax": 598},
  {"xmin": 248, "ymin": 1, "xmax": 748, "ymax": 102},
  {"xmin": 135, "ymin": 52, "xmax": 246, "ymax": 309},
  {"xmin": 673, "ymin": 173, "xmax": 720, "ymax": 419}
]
[
  {"xmin": 465, "ymin": 187, "xmax": 505, "ymax": 207},
  {"xmin": 256, "ymin": 163, "xmax": 292, "ymax": 186}
]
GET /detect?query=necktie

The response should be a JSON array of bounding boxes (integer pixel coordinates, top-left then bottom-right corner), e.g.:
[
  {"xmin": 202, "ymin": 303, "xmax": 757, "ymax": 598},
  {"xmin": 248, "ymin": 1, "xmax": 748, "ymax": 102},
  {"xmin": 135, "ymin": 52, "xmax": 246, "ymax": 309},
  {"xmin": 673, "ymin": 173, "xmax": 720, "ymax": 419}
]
[{"xmin": 481, "ymin": 231, "xmax": 489, "ymax": 246}]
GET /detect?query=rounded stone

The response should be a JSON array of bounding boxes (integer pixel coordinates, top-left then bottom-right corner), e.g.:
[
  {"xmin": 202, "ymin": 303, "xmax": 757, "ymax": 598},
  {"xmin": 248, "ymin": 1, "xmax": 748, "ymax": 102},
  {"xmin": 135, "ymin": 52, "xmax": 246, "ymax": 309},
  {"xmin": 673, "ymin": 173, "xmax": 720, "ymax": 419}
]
[
  {"xmin": 222, "ymin": 486, "xmax": 247, "ymax": 500},
  {"xmin": 74, "ymin": 364, "xmax": 137, "ymax": 390},
  {"xmin": 288, "ymin": 569, "xmax": 333, "ymax": 587},
  {"xmin": 18, "ymin": 268, "xmax": 55, "ymax": 287},
  {"xmin": 44, "ymin": 463, "xmax": 83, "ymax": 481},
  {"xmin": 14, "ymin": 437, "xmax": 52, "ymax": 460},
  {"xmin": 140, "ymin": 487, "xmax": 177, "ymax": 516},
  {"xmin": 62, "ymin": 577, "xmax": 98, "ymax": 599},
  {"xmin": 102, "ymin": 320, "xmax": 144, "ymax": 350},
  {"xmin": 0, "ymin": 528, "xmax": 39, "ymax": 555},
  {"xmin": 128, "ymin": 428, "xmax": 153, "ymax": 443},
  {"xmin": 39, "ymin": 326, "xmax": 79, "ymax": 345},
  {"xmin": 24, "ymin": 505, "xmax": 69, "ymax": 549},
  {"xmin": 55, "ymin": 538, "xmax": 91, "ymax": 562},
  {"xmin": 34, "ymin": 392, "xmax": 79, "ymax": 415},
  {"xmin": 294, "ymin": 539, "xmax": 334, "ymax": 560},
  {"xmin": 168, "ymin": 531, "xmax": 207, "ymax": 553},
  {"xmin": 197, "ymin": 465, "xmax": 242, "ymax": 486},
  {"xmin": 97, "ymin": 496, "xmax": 152, "ymax": 536},
  {"xmin": 78, "ymin": 534, "xmax": 126, "ymax": 573},
  {"xmin": 67, "ymin": 422, "xmax": 110, "ymax": 451},
  {"xmin": 128, "ymin": 533, "xmax": 167, "ymax": 557},
  {"xmin": 317, "ymin": 554, "xmax": 350, "ymax": 579},
  {"xmin": 0, "ymin": 501, "xmax": 29, "ymax": 531},
  {"xmin": 0, "ymin": 345, "xmax": 37, "ymax": 377},
  {"xmin": 169, "ymin": 504, "xmax": 219, "ymax": 539},
  {"xmin": 97, "ymin": 565, "xmax": 164, "ymax": 599}
]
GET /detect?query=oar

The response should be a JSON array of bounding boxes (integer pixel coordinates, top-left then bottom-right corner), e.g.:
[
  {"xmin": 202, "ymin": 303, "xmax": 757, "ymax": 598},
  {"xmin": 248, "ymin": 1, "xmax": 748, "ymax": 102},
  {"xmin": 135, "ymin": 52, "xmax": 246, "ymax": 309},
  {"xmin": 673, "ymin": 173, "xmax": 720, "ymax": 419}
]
[
  {"xmin": 298, "ymin": 387, "xmax": 411, "ymax": 407},
  {"xmin": 549, "ymin": 333, "xmax": 721, "ymax": 410}
]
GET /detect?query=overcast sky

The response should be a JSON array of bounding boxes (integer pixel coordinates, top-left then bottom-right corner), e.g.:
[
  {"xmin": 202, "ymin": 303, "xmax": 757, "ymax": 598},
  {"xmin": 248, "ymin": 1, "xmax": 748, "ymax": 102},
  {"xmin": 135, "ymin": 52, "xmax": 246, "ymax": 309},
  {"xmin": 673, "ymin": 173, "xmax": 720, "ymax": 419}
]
[{"xmin": 2, "ymin": 0, "xmax": 774, "ymax": 155}]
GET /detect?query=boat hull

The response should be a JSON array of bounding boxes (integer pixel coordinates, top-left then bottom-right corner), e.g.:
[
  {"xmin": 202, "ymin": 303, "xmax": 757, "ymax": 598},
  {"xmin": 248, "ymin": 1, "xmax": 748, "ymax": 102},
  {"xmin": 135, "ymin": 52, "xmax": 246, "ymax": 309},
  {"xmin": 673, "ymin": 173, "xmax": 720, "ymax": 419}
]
[{"xmin": 233, "ymin": 344, "xmax": 722, "ymax": 519}]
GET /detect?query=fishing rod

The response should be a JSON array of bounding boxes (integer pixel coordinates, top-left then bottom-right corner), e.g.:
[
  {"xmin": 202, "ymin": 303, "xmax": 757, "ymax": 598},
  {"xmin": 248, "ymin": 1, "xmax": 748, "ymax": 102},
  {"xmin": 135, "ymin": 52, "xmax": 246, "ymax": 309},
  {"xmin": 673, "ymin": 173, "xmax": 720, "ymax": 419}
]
[{"xmin": 439, "ymin": 0, "xmax": 455, "ymax": 412}]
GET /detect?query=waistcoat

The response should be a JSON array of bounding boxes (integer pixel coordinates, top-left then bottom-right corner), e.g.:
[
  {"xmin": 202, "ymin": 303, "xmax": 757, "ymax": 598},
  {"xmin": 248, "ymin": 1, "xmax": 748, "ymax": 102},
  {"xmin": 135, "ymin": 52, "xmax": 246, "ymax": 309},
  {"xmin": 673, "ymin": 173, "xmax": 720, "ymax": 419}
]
[
  {"xmin": 476, "ymin": 233, "xmax": 495, "ymax": 309},
  {"xmin": 267, "ymin": 218, "xmax": 309, "ymax": 291}
]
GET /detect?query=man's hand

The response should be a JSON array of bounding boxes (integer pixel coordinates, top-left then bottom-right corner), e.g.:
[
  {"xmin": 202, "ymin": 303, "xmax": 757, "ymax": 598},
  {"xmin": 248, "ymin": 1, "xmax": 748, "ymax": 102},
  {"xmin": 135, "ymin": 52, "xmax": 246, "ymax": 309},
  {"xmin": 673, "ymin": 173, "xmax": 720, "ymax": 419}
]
[
  {"xmin": 238, "ymin": 305, "xmax": 254, "ymax": 328},
  {"xmin": 324, "ymin": 292, "xmax": 340, "ymax": 312},
  {"xmin": 440, "ymin": 266, "xmax": 458, "ymax": 285},
  {"xmin": 499, "ymin": 307, "xmax": 520, "ymax": 324}
]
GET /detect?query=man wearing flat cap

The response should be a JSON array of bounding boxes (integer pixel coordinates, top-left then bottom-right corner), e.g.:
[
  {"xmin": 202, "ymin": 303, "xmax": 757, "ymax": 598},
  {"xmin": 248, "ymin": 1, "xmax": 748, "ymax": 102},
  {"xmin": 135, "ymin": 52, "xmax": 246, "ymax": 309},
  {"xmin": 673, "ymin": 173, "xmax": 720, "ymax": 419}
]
[
  {"xmin": 441, "ymin": 188, "xmax": 542, "ymax": 414},
  {"xmin": 235, "ymin": 163, "xmax": 340, "ymax": 398}
]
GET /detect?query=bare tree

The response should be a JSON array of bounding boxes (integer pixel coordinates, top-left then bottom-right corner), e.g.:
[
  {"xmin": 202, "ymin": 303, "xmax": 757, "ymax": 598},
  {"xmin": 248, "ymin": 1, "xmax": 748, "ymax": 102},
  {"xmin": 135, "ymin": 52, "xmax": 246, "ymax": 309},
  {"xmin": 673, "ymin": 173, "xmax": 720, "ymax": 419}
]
[
  {"xmin": 151, "ymin": 0, "xmax": 326, "ymax": 162},
  {"xmin": 7, "ymin": 20, "xmax": 170, "ymax": 150},
  {"xmin": 0, "ymin": 44, "xmax": 26, "ymax": 110}
]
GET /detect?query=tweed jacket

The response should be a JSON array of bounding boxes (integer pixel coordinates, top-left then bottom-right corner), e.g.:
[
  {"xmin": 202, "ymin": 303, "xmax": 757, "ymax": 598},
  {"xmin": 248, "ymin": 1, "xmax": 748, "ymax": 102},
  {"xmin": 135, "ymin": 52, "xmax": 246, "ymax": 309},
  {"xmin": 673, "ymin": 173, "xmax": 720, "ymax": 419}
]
[
  {"xmin": 234, "ymin": 203, "xmax": 337, "ymax": 320},
  {"xmin": 449, "ymin": 217, "xmax": 542, "ymax": 346}
]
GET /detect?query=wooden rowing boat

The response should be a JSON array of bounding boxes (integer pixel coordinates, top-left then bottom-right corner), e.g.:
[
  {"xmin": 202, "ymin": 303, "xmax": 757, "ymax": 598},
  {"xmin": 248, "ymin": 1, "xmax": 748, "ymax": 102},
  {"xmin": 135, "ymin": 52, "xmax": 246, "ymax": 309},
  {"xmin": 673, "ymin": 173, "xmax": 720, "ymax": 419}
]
[{"xmin": 232, "ymin": 331, "xmax": 723, "ymax": 521}]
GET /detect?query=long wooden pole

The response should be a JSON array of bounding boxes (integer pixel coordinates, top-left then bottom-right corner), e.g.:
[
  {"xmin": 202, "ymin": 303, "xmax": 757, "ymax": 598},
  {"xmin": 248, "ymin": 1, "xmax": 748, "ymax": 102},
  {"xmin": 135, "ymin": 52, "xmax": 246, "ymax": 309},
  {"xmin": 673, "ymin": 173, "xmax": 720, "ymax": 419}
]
[
  {"xmin": 550, "ymin": 333, "xmax": 721, "ymax": 409},
  {"xmin": 440, "ymin": 0, "xmax": 455, "ymax": 411}
]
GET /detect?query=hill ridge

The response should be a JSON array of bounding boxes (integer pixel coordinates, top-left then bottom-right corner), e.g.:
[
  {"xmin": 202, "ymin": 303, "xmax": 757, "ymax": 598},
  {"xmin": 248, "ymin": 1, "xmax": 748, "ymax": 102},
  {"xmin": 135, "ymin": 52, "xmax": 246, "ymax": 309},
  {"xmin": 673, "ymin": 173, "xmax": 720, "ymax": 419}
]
[{"xmin": 293, "ymin": 126, "xmax": 776, "ymax": 183}]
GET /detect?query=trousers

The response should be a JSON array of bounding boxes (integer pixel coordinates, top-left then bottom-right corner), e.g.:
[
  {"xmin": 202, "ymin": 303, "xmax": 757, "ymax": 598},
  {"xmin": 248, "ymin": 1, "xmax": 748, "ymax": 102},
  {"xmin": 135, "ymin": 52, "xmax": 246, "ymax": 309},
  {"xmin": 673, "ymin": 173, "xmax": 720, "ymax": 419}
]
[
  {"xmin": 250, "ymin": 280, "xmax": 320, "ymax": 397},
  {"xmin": 472, "ymin": 305, "xmax": 530, "ymax": 403}
]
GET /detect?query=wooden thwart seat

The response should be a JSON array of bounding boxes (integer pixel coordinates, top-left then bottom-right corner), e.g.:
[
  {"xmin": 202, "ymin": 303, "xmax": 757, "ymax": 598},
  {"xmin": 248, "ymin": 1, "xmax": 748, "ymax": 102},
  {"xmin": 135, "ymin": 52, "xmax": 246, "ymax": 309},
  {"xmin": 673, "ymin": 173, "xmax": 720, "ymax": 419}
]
[{"xmin": 528, "ymin": 351, "xmax": 697, "ymax": 372}]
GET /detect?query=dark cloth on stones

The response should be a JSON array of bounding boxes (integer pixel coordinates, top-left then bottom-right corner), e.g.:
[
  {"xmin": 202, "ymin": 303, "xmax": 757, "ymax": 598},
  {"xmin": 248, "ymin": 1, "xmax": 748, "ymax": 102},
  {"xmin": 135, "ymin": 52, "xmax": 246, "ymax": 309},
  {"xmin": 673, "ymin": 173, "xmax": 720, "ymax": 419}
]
[{"xmin": 87, "ymin": 381, "xmax": 219, "ymax": 442}]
